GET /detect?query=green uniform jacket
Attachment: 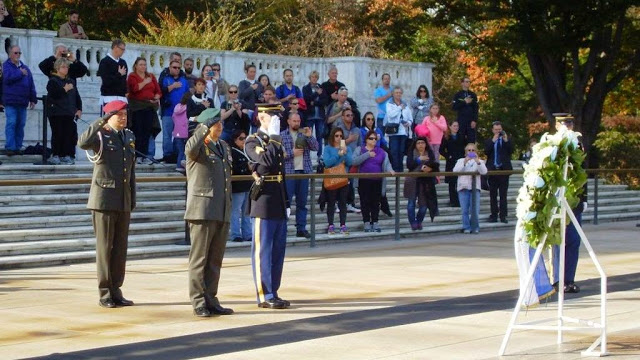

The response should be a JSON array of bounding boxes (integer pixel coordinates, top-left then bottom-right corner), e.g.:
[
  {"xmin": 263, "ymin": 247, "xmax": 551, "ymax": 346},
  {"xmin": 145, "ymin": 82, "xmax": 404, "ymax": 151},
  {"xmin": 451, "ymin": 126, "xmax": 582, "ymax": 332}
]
[
  {"xmin": 78, "ymin": 117, "xmax": 137, "ymax": 212},
  {"xmin": 184, "ymin": 124, "xmax": 232, "ymax": 222}
]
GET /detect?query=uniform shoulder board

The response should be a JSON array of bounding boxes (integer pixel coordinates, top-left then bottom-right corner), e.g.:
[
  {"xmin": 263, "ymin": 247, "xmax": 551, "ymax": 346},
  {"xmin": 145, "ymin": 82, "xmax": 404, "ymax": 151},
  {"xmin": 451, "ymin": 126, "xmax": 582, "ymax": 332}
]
[{"xmin": 125, "ymin": 129, "xmax": 133, "ymax": 133}]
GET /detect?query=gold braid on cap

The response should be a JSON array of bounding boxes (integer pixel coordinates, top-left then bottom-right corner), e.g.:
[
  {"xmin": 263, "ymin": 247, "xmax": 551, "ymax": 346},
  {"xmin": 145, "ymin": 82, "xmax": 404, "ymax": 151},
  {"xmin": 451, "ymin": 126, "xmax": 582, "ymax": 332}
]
[
  {"xmin": 256, "ymin": 103, "xmax": 283, "ymax": 114},
  {"xmin": 552, "ymin": 113, "xmax": 574, "ymax": 122}
]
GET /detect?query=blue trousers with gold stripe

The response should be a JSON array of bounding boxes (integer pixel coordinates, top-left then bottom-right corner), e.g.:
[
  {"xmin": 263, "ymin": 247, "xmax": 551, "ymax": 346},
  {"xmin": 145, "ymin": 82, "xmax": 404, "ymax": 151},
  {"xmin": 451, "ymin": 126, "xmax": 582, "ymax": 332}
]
[{"xmin": 251, "ymin": 217, "xmax": 287, "ymax": 303}]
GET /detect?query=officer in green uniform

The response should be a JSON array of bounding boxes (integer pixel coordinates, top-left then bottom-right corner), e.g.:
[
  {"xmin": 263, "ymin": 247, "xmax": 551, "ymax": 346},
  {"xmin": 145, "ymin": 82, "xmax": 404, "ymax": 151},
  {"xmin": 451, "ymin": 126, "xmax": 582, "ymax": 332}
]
[
  {"xmin": 78, "ymin": 100, "xmax": 136, "ymax": 308},
  {"xmin": 185, "ymin": 108, "xmax": 235, "ymax": 317}
]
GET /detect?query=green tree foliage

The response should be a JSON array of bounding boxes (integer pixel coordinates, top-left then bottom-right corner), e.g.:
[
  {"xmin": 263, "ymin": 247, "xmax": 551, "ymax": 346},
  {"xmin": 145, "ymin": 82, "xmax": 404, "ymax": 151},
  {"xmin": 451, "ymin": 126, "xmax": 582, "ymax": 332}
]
[
  {"xmin": 121, "ymin": 7, "xmax": 263, "ymax": 52},
  {"xmin": 594, "ymin": 116, "xmax": 640, "ymax": 188}
]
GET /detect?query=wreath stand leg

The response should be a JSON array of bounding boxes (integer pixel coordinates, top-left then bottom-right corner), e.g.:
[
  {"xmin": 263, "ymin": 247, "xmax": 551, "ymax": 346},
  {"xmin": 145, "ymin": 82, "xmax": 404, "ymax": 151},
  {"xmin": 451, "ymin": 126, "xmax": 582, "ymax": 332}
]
[{"xmin": 499, "ymin": 176, "xmax": 608, "ymax": 357}]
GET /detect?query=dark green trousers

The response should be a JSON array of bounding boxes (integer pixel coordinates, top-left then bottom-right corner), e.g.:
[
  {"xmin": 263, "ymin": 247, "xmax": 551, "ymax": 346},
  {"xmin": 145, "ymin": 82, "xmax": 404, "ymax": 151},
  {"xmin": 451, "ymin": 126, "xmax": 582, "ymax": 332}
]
[
  {"xmin": 188, "ymin": 220, "xmax": 229, "ymax": 310},
  {"xmin": 92, "ymin": 210, "xmax": 130, "ymax": 301}
]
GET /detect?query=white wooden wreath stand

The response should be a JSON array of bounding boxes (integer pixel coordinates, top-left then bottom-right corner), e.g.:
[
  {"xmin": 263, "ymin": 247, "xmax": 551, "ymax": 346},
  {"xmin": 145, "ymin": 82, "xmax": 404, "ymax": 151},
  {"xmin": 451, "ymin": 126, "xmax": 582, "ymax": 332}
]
[{"xmin": 499, "ymin": 161, "xmax": 608, "ymax": 357}]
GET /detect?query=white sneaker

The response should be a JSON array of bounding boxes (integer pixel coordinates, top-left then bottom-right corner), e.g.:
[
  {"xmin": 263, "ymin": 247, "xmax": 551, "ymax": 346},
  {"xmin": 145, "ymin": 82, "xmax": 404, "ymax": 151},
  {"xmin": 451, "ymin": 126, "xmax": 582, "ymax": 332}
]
[
  {"xmin": 60, "ymin": 156, "xmax": 74, "ymax": 165},
  {"xmin": 142, "ymin": 157, "xmax": 154, "ymax": 165},
  {"xmin": 48, "ymin": 155, "xmax": 61, "ymax": 165},
  {"xmin": 347, "ymin": 204, "xmax": 361, "ymax": 213}
]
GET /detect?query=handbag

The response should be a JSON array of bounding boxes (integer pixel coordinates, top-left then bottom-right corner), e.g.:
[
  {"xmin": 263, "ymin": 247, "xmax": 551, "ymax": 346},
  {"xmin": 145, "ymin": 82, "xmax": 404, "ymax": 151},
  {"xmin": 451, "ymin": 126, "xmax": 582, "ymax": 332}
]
[
  {"xmin": 384, "ymin": 123, "xmax": 399, "ymax": 135},
  {"xmin": 323, "ymin": 162, "xmax": 349, "ymax": 190}
]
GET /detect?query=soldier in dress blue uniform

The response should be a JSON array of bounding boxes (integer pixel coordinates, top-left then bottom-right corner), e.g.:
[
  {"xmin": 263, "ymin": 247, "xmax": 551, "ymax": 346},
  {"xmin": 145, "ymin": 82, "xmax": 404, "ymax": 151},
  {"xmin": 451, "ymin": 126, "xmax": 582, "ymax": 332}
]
[
  {"xmin": 244, "ymin": 105, "xmax": 291, "ymax": 309},
  {"xmin": 184, "ymin": 108, "xmax": 235, "ymax": 317},
  {"xmin": 78, "ymin": 100, "xmax": 136, "ymax": 308}
]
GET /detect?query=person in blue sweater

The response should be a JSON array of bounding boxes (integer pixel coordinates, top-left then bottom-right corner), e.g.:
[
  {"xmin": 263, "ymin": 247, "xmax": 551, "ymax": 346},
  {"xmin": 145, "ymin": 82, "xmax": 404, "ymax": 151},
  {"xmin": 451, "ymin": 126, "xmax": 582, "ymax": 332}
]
[
  {"xmin": 322, "ymin": 127, "xmax": 353, "ymax": 235},
  {"xmin": 2, "ymin": 45, "xmax": 37, "ymax": 155},
  {"xmin": 160, "ymin": 60, "xmax": 189, "ymax": 163}
]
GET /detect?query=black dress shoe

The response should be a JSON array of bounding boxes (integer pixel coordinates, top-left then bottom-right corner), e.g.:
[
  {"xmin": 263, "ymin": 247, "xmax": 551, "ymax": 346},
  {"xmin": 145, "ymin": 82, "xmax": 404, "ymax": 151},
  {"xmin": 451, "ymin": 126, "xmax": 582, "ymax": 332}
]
[
  {"xmin": 114, "ymin": 297, "xmax": 134, "ymax": 306},
  {"xmin": 209, "ymin": 304, "xmax": 234, "ymax": 315},
  {"xmin": 564, "ymin": 283, "xmax": 580, "ymax": 293},
  {"xmin": 488, "ymin": 216, "xmax": 498, "ymax": 223},
  {"xmin": 275, "ymin": 297, "xmax": 290, "ymax": 307},
  {"xmin": 99, "ymin": 298, "xmax": 116, "ymax": 308},
  {"xmin": 500, "ymin": 218, "xmax": 509, "ymax": 224},
  {"xmin": 258, "ymin": 298, "xmax": 287, "ymax": 309},
  {"xmin": 296, "ymin": 230, "xmax": 311, "ymax": 239},
  {"xmin": 194, "ymin": 307, "xmax": 212, "ymax": 317}
]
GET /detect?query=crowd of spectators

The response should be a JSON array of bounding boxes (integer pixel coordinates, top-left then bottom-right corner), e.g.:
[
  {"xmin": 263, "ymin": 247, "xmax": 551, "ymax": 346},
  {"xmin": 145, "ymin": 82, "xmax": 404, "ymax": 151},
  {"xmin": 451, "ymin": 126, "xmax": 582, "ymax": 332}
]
[{"xmin": 0, "ymin": 9, "xmax": 517, "ymax": 237}]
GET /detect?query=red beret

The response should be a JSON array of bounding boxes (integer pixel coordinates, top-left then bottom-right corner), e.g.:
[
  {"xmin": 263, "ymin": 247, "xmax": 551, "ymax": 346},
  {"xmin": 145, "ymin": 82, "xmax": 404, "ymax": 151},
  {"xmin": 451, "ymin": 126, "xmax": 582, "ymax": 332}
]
[{"xmin": 103, "ymin": 100, "xmax": 128, "ymax": 114}]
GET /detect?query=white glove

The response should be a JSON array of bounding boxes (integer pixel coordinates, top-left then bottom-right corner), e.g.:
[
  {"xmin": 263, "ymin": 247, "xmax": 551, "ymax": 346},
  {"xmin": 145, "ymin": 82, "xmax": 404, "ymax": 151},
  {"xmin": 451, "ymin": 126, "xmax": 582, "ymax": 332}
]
[
  {"xmin": 286, "ymin": 208, "xmax": 291, "ymax": 219},
  {"xmin": 268, "ymin": 115, "xmax": 281, "ymax": 136},
  {"xmin": 582, "ymin": 202, "xmax": 588, "ymax": 212}
]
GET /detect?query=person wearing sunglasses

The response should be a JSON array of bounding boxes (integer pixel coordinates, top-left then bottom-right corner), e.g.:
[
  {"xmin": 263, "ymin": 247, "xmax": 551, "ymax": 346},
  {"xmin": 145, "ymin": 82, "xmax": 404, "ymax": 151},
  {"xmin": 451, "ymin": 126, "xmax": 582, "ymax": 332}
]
[
  {"xmin": 453, "ymin": 143, "xmax": 487, "ymax": 234},
  {"xmin": 410, "ymin": 85, "xmax": 433, "ymax": 132},
  {"xmin": 351, "ymin": 130, "xmax": 395, "ymax": 232},
  {"xmin": 2, "ymin": 45, "xmax": 37, "ymax": 156},
  {"xmin": 361, "ymin": 111, "xmax": 393, "ymax": 217},
  {"xmin": 220, "ymin": 85, "xmax": 250, "ymax": 142},
  {"xmin": 160, "ymin": 60, "xmax": 189, "ymax": 163},
  {"xmin": 323, "ymin": 127, "xmax": 353, "ymax": 235}
]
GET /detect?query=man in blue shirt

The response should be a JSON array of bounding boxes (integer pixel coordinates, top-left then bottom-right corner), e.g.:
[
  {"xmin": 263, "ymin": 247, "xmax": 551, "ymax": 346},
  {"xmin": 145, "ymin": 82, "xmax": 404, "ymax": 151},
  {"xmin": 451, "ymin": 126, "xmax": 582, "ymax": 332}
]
[
  {"xmin": 276, "ymin": 68, "xmax": 302, "ymax": 111},
  {"xmin": 160, "ymin": 60, "xmax": 189, "ymax": 163},
  {"xmin": 373, "ymin": 73, "xmax": 392, "ymax": 130}
]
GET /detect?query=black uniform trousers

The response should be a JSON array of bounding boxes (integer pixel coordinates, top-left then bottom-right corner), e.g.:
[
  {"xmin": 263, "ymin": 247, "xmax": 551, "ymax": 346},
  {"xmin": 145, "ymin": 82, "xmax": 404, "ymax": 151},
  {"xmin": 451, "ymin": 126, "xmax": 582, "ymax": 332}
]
[
  {"xmin": 92, "ymin": 210, "xmax": 130, "ymax": 301},
  {"xmin": 488, "ymin": 174, "xmax": 510, "ymax": 220}
]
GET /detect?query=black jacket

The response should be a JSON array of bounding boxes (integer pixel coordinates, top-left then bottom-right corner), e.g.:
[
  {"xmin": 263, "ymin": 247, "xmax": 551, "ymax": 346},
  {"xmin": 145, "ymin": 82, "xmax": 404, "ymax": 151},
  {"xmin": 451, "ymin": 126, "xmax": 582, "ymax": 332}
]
[
  {"xmin": 231, "ymin": 144, "xmax": 253, "ymax": 193},
  {"xmin": 440, "ymin": 133, "xmax": 466, "ymax": 182},
  {"xmin": 302, "ymin": 82, "xmax": 327, "ymax": 120},
  {"xmin": 484, "ymin": 137, "xmax": 513, "ymax": 171},
  {"xmin": 46, "ymin": 76, "xmax": 82, "ymax": 117},
  {"xmin": 452, "ymin": 90, "xmax": 479, "ymax": 123},
  {"xmin": 39, "ymin": 56, "xmax": 88, "ymax": 79},
  {"xmin": 187, "ymin": 94, "xmax": 213, "ymax": 118},
  {"xmin": 97, "ymin": 56, "xmax": 127, "ymax": 97}
]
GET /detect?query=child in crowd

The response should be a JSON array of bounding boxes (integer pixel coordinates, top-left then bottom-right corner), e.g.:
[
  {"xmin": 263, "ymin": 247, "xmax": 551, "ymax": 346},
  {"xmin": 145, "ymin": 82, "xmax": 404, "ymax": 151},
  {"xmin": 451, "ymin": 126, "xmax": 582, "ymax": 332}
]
[{"xmin": 172, "ymin": 92, "xmax": 191, "ymax": 173}]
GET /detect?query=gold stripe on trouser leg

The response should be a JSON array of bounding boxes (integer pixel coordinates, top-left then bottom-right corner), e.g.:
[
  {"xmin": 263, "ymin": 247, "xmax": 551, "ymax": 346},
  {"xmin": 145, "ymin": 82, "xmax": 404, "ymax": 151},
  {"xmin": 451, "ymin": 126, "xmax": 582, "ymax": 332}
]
[{"xmin": 254, "ymin": 217, "xmax": 265, "ymax": 302}]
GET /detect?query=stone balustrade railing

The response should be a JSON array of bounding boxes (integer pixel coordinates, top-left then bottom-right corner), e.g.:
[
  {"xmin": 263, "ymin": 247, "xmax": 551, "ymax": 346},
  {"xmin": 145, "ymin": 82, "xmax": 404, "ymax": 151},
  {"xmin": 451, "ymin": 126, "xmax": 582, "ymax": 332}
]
[{"xmin": 0, "ymin": 27, "xmax": 433, "ymax": 151}]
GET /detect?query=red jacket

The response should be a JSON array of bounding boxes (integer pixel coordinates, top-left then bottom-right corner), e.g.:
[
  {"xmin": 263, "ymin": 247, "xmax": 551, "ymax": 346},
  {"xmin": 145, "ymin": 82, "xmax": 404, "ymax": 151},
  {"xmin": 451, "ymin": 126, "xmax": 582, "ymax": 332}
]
[{"xmin": 127, "ymin": 72, "xmax": 161, "ymax": 101}]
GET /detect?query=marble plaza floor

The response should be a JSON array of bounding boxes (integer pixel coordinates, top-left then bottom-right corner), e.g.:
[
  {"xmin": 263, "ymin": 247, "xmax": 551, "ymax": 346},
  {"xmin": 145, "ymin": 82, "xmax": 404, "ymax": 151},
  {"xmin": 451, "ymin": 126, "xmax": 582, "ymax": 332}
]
[{"xmin": 1, "ymin": 221, "xmax": 639, "ymax": 360}]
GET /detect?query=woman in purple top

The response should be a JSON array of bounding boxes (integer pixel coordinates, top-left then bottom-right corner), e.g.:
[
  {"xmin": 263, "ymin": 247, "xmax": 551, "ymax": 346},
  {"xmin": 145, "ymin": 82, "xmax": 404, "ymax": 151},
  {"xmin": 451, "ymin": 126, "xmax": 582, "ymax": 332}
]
[{"xmin": 351, "ymin": 130, "xmax": 394, "ymax": 232}]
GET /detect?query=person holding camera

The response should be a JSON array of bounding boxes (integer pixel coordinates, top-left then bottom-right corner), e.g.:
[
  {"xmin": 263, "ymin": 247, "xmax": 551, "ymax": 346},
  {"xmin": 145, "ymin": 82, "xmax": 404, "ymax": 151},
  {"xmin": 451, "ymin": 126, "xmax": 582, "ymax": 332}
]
[
  {"xmin": 39, "ymin": 44, "xmax": 88, "ymax": 79},
  {"xmin": 484, "ymin": 121, "xmax": 513, "ymax": 223},
  {"xmin": 220, "ymin": 85, "xmax": 250, "ymax": 142},
  {"xmin": 452, "ymin": 77, "xmax": 478, "ymax": 143},
  {"xmin": 453, "ymin": 143, "xmax": 488, "ymax": 234},
  {"xmin": 46, "ymin": 58, "xmax": 82, "ymax": 165}
]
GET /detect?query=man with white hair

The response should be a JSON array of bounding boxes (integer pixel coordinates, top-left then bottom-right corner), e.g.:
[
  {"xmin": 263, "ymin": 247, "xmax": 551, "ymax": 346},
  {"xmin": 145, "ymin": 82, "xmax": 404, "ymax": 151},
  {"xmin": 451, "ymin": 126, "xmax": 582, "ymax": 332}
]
[{"xmin": 39, "ymin": 43, "xmax": 88, "ymax": 79}]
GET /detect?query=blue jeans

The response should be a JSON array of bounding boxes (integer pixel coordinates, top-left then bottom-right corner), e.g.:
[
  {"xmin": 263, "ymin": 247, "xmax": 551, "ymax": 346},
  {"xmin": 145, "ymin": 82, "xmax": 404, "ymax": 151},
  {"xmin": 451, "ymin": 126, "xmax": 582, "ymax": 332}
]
[
  {"xmin": 148, "ymin": 135, "xmax": 156, "ymax": 157},
  {"xmin": 459, "ymin": 189, "xmax": 480, "ymax": 231},
  {"xmin": 161, "ymin": 115, "xmax": 174, "ymax": 158},
  {"xmin": 4, "ymin": 105, "xmax": 27, "ymax": 151},
  {"xmin": 286, "ymin": 174, "xmax": 309, "ymax": 232},
  {"xmin": 376, "ymin": 115, "xmax": 385, "ymax": 132},
  {"xmin": 407, "ymin": 195, "xmax": 427, "ymax": 225},
  {"xmin": 231, "ymin": 192, "xmax": 252, "ymax": 240},
  {"xmin": 388, "ymin": 135, "xmax": 407, "ymax": 172},
  {"xmin": 173, "ymin": 138, "xmax": 186, "ymax": 168},
  {"xmin": 552, "ymin": 208, "xmax": 583, "ymax": 284},
  {"xmin": 309, "ymin": 117, "xmax": 324, "ymax": 157}
]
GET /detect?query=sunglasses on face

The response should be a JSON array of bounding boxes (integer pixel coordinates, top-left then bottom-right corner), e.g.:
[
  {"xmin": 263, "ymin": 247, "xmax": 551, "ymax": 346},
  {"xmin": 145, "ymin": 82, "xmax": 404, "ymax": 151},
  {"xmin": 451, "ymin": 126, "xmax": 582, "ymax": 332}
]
[
  {"xmin": 13, "ymin": 51, "xmax": 22, "ymax": 55},
  {"xmin": 419, "ymin": 90, "xmax": 426, "ymax": 92},
  {"xmin": 228, "ymin": 90, "xmax": 238, "ymax": 94},
  {"xmin": 171, "ymin": 66, "xmax": 180, "ymax": 69},
  {"xmin": 367, "ymin": 137, "xmax": 377, "ymax": 141},
  {"xmin": 365, "ymin": 117, "xmax": 374, "ymax": 121},
  {"xmin": 290, "ymin": 102, "xmax": 298, "ymax": 105},
  {"xmin": 334, "ymin": 134, "xmax": 343, "ymax": 138},
  {"xmin": 213, "ymin": 69, "xmax": 220, "ymax": 71}
]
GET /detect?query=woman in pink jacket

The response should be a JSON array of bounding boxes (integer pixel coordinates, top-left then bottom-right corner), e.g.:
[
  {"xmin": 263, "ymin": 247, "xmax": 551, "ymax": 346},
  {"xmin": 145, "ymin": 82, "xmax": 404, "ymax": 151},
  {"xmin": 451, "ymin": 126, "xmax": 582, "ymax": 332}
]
[
  {"xmin": 172, "ymin": 92, "xmax": 191, "ymax": 173},
  {"xmin": 421, "ymin": 103, "xmax": 448, "ymax": 158}
]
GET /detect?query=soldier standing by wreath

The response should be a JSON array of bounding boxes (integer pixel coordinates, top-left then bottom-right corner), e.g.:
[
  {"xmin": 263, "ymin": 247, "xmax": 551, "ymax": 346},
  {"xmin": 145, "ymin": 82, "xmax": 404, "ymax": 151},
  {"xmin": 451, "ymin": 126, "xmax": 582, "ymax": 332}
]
[
  {"xmin": 78, "ymin": 100, "xmax": 136, "ymax": 308},
  {"xmin": 245, "ymin": 105, "xmax": 291, "ymax": 309},
  {"xmin": 184, "ymin": 108, "xmax": 235, "ymax": 317}
]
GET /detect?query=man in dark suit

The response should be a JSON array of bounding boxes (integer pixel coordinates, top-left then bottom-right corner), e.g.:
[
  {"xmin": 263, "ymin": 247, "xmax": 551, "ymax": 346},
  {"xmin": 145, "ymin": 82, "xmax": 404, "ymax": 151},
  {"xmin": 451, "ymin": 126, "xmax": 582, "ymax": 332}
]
[
  {"xmin": 484, "ymin": 121, "xmax": 512, "ymax": 223},
  {"xmin": 244, "ymin": 106, "xmax": 291, "ymax": 309},
  {"xmin": 77, "ymin": 100, "xmax": 136, "ymax": 308},
  {"xmin": 184, "ymin": 108, "xmax": 234, "ymax": 317}
]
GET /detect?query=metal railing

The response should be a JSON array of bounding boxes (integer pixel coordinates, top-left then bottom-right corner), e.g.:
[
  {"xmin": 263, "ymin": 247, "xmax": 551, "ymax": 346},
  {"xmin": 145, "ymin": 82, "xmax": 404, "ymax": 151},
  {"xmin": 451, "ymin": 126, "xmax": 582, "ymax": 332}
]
[{"xmin": 1, "ymin": 168, "xmax": 638, "ymax": 248}]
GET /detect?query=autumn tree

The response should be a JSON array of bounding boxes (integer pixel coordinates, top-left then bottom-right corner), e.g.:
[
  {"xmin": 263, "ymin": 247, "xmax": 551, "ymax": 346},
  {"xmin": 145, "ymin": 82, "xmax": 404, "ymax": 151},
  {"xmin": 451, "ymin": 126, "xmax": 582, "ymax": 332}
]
[{"xmin": 430, "ymin": 0, "xmax": 640, "ymax": 167}]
